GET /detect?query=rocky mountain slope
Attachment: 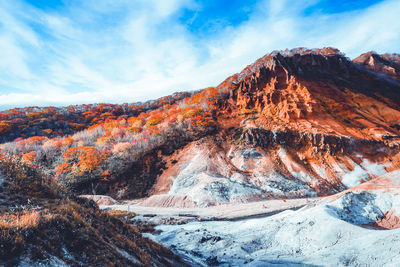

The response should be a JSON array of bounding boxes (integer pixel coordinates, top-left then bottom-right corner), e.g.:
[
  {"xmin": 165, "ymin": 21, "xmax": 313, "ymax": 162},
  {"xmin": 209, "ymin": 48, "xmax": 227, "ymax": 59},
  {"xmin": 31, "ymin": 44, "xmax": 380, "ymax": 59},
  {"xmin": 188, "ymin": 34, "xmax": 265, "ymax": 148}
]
[
  {"xmin": 142, "ymin": 47, "xmax": 400, "ymax": 207},
  {"xmin": 1, "ymin": 47, "xmax": 399, "ymax": 209}
]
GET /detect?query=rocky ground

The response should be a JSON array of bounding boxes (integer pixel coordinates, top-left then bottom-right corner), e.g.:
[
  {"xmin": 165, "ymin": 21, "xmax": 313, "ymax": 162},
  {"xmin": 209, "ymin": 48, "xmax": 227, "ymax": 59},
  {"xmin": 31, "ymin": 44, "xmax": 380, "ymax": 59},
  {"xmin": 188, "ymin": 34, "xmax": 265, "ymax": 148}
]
[
  {"xmin": 86, "ymin": 170, "xmax": 400, "ymax": 266},
  {"xmin": 147, "ymin": 190, "xmax": 400, "ymax": 266}
]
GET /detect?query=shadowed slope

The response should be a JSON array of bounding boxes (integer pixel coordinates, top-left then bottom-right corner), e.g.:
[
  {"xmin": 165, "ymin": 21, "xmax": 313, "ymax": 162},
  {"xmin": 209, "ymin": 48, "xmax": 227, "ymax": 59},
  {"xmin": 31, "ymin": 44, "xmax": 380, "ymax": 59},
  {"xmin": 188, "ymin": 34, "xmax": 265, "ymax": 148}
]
[{"xmin": 0, "ymin": 157, "xmax": 185, "ymax": 266}]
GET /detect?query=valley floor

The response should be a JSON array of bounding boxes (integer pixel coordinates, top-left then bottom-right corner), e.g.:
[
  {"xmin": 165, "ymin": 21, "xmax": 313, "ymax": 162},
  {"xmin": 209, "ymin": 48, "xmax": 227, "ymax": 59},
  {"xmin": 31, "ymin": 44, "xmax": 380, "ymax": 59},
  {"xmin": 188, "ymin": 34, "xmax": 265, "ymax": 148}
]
[
  {"xmin": 99, "ymin": 197, "xmax": 317, "ymax": 222},
  {"xmin": 146, "ymin": 202, "xmax": 400, "ymax": 266},
  {"xmin": 90, "ymin": 180, "xmax": 400, "ymax": 266}
]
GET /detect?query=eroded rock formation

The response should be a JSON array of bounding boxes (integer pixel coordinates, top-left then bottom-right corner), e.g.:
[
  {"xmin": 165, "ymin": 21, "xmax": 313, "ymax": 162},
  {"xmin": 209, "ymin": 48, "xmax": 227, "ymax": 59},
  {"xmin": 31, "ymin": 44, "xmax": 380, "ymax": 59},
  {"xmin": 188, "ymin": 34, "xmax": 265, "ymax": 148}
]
[{"xmin": 141, "ymin": 48, "xmax": 400, "ymax": 207}]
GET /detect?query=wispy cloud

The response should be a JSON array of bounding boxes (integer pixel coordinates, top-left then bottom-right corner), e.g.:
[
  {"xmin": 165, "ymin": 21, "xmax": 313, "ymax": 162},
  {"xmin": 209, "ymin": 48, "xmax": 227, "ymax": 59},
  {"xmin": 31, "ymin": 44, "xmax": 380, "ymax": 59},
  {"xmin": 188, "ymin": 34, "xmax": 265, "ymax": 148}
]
[{"xmin": 0, "ymin": 0, "xmax": 398, "ymax": 109}]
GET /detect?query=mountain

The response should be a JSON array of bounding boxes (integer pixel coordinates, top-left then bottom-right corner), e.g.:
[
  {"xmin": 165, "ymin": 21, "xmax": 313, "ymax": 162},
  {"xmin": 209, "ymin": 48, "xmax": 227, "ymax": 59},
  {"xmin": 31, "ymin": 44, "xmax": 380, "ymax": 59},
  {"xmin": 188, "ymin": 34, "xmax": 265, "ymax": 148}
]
[
  {"xmin": 1, "ymin": 47, "xmax": 399, "ymax": 208},
  {"xmin": 354, "ymin": 51, "xmax": 400, "ymax": 82},
  {"xmin": 1, "ymin": 47, "xmax": 400, "ymax": 265},
  {"xmin": 135, "ymin": 47, "xmax": 400, "ymax": 207}
]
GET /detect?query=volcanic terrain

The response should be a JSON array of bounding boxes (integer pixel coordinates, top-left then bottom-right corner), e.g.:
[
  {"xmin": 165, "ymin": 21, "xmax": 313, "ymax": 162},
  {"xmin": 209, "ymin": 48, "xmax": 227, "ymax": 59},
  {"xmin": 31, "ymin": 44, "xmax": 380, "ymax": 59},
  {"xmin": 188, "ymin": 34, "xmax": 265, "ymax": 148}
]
[{"xmin": 1, "ymin": 47, "xmax": 400, "ymax": 266}]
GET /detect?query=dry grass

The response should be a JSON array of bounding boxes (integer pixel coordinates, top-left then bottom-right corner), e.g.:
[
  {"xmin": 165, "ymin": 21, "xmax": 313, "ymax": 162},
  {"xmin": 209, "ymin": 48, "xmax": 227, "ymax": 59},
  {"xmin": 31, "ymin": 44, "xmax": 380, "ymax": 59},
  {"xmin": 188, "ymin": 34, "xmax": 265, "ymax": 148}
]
[
  {"xmin": 0, "ymin": 210, "xmax": 41, "ymax": 229},
  {"xmin": 106, "ymin": 209, "xmax": 136, "ymax": 217},
  {"xmin": 0, "ymin": 157, "xmax": 184, "ymax": 266}
]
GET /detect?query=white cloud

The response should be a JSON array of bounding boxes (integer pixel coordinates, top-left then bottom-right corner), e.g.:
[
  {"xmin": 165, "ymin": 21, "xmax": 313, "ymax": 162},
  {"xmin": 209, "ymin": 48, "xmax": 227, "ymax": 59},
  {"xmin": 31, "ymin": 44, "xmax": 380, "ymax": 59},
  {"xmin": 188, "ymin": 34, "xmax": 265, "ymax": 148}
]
[{"xmin": 0, "ymin": 0, "xmax": 399, "ymax": 110}]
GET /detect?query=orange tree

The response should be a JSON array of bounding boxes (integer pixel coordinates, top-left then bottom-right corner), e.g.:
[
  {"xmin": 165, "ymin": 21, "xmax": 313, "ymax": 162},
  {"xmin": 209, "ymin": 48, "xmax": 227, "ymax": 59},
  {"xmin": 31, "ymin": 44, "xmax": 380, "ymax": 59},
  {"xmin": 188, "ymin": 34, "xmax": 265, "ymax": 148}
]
[
  {"xmin": 56, "ymin": 146, "xmax": 105, "ymax": 178},
  {"xmin": 21, "ymin": 151, "xmax": 37, "ymax": 166}
]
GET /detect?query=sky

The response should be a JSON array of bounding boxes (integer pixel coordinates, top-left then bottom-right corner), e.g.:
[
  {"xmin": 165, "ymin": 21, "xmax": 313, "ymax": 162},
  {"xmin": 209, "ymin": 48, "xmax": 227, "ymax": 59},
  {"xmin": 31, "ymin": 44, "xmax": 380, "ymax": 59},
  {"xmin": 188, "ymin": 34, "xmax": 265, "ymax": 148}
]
[{"xmin": 0, "ymin": 0, "xmax": 399, "ymax": 110}]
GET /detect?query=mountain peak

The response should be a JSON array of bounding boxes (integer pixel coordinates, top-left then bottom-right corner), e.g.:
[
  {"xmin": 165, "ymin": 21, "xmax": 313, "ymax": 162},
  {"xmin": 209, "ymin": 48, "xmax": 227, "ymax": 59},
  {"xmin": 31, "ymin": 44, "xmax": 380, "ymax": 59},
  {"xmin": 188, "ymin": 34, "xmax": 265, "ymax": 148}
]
[
  {"xmin": 220, "ymin": 47, "xmax": 347, "ymax": 87},
  {"xmin": 269, "ymin": 47, "xmax": 343, "ymax": 57},
  {"xmin": 216, "ymin": 48, "xmax": 400, "ymax": 140},
  {"xmin": 354, "ymin": 51, "xmax": 400, "ymax": 82}
]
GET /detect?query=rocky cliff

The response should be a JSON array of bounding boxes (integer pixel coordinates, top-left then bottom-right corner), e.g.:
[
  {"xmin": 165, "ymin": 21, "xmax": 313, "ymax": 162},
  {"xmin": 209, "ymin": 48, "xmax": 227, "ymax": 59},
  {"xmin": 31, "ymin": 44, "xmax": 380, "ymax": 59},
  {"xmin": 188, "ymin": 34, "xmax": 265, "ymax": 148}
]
[{"xmin": 141, "ymin": 48, "xmax": 400, "ymax": 207}]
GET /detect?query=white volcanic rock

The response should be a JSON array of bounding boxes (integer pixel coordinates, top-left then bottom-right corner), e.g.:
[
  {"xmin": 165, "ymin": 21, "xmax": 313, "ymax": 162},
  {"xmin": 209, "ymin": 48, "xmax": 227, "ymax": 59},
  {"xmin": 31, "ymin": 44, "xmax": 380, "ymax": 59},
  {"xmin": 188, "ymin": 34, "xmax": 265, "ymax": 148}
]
[
  {"xmin": 146, "ymin": 134, "xmax": 395, "ymax": 208},
  {"xmin": 148, "ymin": 171, "xmax": 400, "ymax": 266}
]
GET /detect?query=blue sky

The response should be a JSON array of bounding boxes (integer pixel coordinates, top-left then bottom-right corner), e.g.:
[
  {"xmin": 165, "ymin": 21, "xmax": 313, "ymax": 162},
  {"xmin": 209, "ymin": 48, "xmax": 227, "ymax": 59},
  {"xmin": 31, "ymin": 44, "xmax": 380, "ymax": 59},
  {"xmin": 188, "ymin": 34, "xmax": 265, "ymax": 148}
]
[{"xmin": 0, "ymin": 0, "xmax": 399, "ymax": 109}]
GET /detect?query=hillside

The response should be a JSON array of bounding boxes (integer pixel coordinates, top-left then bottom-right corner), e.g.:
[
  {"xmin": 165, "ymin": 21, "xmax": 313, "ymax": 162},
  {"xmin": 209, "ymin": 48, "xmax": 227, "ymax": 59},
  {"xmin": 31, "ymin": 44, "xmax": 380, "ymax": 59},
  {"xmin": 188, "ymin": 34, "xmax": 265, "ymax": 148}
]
[
  {"xmin": 0, "ymin": 47, "xmax": 399, "ymax": 208},
  {"xmin": 1, "ymin": 47, "xmax": 400, "ymax": 265},
  {"xmin": 0, "ymin": 91, "xmax": 192, "ymax": 143},
  {"xmin": 139, "ymin": 48, "xmax": 400, "ymax": 207},
  {"xmin": 0, "ymin": 156, "xmax": 185, "ymax": 266}
]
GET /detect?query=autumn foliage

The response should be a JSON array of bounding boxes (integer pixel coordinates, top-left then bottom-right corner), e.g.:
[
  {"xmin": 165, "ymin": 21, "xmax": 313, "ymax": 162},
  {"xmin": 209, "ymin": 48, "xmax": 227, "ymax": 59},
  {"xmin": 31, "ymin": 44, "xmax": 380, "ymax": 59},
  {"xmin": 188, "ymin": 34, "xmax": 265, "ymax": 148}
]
[
  {"xmin": 0, "ymin": 87, "xmax": 219, "ymax": 192},
  {"xmin": 57, "ymin": 146, "xmax": 105, "ymax": 177},
  {"xmin": 21, "ymin": 151, "xmax": 37, "ymax": 166},
  {"xmin": 0, "ymin": 91, "xmax": 192, "ymax": 143}
]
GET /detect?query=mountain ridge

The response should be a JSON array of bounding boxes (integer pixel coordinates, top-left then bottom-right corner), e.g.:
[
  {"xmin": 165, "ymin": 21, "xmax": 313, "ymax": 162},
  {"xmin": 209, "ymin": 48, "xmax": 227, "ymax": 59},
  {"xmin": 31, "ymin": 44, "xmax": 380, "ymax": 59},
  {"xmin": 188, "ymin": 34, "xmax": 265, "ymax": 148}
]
[
  {"xmin": 1, "ymin": 47, "xmax": 400, "ymax": 265},
  {"xmin": 0, "ymin": 47, "xmax": 399, "ymax": 203},
  {"xmin": 215, "ymin": 47, "xmax": 400, "ymax": 141}
]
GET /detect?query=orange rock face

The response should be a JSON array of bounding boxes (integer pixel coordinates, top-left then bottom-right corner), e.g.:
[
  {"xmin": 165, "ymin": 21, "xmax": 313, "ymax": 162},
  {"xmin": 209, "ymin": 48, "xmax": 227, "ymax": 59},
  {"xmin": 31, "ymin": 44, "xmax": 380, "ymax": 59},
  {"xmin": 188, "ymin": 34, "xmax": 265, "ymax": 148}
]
[
  {"xmin": 219, "ymin": 48, "xmax": 400, "ymax": 139},
  {"xmin": 143, "ymin": 48, "xmax": 400, "ymax": 207}
]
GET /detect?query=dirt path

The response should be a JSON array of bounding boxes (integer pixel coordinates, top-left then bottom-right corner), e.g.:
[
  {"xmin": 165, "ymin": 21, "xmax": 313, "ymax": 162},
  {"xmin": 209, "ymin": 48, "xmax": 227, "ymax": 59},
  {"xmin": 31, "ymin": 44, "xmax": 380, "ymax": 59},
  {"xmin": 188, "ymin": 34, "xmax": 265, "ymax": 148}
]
[{"xmin": 98, "ymin": 197, "xmax": 321, "ymax": 221}]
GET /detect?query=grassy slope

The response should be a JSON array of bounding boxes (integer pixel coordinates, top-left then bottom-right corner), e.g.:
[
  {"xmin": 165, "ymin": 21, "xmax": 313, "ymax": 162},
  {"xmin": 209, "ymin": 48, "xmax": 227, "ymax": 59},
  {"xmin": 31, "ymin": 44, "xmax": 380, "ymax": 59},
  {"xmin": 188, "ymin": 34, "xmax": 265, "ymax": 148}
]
[{"xmin": 0, "ymin": 157, "xmax": 184, "ymax": 266}]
